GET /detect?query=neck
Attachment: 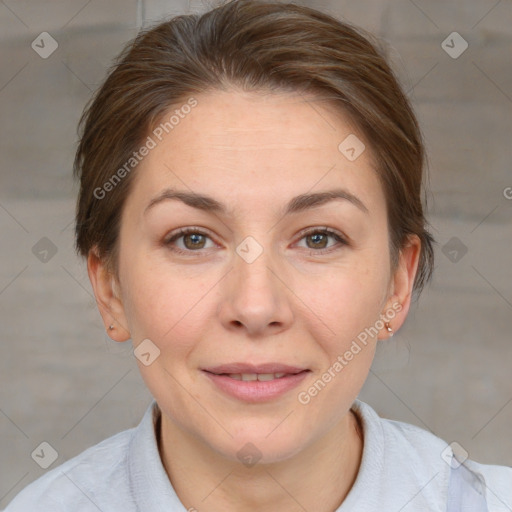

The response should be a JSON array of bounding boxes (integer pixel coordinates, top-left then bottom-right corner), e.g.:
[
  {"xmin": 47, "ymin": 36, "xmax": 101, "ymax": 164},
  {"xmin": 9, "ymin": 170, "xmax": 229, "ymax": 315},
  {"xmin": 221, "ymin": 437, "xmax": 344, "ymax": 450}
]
[{"xmin": 157, "ymin": 407, "xmax": 363, "ymax": 512}]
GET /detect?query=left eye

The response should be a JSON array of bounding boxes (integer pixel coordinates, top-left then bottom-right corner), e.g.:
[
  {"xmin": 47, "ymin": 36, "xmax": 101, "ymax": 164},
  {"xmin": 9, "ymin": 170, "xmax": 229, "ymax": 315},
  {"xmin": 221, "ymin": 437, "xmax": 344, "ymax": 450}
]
[
  {"xmin": 296, "ymin": 228, "xmax": 347, "ymax": 251},
  {"xmin": 163, "ymin": 227, "xmax": 347, "ymax": 255}
]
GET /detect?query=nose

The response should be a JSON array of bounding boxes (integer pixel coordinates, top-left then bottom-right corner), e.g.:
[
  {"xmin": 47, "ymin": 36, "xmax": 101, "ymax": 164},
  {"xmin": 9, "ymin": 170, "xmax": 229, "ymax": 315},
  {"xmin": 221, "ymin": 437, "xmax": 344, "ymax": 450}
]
[{"xmin": 216, "ymin": 240, "xmax": 294, "ymax": 337}]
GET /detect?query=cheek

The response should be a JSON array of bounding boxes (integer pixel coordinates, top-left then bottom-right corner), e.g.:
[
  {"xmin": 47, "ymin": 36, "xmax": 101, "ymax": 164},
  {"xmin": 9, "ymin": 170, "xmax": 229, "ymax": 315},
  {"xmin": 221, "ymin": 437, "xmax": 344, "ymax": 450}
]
[
  {"xmin": 303, "ymin": 254, "xmax": 389, "ymax": 323},
  {"xmin": 121, "ymin": 257, "xmax": 212, "ymax": 351},
  {"xmin": 297, "ymin": 247, "xmax": 390, "ymax": 371}
]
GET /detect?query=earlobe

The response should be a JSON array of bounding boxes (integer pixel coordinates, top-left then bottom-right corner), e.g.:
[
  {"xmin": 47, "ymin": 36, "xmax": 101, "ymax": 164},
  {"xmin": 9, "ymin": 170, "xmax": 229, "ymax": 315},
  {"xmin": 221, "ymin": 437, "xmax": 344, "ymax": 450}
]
[
  {"xmin": 87, "ymin": 247, "xmax": 131, "ymax": 342},
  {"xmin": 378, "ymin": 235, "xmax": 421, "ymax": 340}
]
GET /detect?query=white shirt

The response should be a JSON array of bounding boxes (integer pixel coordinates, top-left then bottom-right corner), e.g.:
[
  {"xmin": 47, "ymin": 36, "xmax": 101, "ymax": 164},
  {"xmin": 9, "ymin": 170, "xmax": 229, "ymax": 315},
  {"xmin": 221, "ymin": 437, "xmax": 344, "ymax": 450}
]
[{"xmin": 3, "ymin": 399, "xmax": 511, "ymax": 511}]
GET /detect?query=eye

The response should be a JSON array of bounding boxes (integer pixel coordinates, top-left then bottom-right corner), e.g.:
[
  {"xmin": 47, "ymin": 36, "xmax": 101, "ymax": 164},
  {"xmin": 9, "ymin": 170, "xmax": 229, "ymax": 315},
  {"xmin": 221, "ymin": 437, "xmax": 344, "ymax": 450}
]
[
  {"xmin": 163, "ymin": 226, "xmax": 348, "ymax": 256},
  {"xmin": 163, "ymin": 227, "xmax": 216, "ymax": 256},
  {"xmin": 295, "ymin": 227, "xmax": 348, "ymax": 253}
]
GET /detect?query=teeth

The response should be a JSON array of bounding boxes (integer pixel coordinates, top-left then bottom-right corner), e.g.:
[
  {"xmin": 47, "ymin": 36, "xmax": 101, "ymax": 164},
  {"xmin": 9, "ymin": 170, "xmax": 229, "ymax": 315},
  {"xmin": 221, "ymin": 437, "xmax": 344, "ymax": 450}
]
[
  {"xmin": 227, "ymin": 373, "xmax": 288, "ymax": 381},
  {"xmin": 256, "ymin": 373, "xmax": 274, "ymax": 381}
]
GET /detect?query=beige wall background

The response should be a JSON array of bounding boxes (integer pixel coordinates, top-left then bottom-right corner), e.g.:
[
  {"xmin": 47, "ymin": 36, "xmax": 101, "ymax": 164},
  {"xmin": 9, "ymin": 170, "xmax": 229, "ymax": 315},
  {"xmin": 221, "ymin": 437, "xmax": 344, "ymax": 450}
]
[{"xmin": 1, "ymin": 0, "xmax": 511, "ymax": 506}]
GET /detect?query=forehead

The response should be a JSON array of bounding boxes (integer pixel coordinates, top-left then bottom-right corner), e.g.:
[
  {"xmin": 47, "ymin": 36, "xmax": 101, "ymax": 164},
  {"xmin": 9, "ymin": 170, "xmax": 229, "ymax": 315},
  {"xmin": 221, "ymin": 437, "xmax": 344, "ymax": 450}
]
[
  {"xmin": 127, "ymin": 89, "xmax": 383, "ymax": 216},
  {"xmin": 154, "ymin": 89, "xmax": 366, "ymax": 157}
]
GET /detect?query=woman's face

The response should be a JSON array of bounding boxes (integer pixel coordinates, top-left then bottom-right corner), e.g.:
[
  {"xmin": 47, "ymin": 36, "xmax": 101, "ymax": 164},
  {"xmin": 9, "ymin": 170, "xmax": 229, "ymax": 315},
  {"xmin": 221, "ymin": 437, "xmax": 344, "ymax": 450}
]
[{"xmin": 91, "ymin": 89, "xmax": 418, "ymax": 463}]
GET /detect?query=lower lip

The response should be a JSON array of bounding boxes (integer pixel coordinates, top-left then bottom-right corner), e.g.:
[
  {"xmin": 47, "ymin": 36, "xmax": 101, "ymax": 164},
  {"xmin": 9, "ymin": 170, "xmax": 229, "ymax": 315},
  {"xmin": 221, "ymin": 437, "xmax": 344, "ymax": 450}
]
[{"xmin": 202, "ymin": 370, "xmax": 310, "ymax": 403}]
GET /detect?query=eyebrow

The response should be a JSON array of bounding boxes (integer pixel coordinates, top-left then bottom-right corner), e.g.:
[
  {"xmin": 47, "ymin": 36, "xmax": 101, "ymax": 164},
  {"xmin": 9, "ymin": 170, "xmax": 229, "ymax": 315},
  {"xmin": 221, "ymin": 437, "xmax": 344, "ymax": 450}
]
[{"xmin": 143, "ymin": 187, "xmax": 369, "ymax": 217}]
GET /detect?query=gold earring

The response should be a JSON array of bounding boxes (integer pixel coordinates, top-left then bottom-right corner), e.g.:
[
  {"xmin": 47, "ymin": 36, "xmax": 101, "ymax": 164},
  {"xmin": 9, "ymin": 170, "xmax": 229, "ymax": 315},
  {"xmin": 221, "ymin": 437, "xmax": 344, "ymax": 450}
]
[
  {"xmin": 109, "ymin": 324, "xmax": 115, "ymax": 331},
  {"xmin": 385, "ymin": 322, "xmax": 393, "ymax": 337}
]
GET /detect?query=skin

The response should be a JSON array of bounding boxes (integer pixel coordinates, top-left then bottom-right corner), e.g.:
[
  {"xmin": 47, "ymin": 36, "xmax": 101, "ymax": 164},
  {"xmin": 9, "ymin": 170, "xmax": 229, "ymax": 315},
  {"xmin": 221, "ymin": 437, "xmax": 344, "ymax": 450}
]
[{"xmin": 88, "ymin": 89, "xmax": 420, "ymax": 512}]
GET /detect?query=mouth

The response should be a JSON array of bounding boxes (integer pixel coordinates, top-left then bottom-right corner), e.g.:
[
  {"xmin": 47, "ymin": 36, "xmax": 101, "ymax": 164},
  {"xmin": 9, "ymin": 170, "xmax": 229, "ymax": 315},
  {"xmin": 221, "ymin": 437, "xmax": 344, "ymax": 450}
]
[
  {"xmin": 201, "ymin": 364, "xmax": 311, "ymax": 402},
  {"xmin": 202, "ymin": 362, "xmax": 309, "ymax": 375},
  {"xmin": 207, "ymin": 371, "xmax": 305, "ymax": 381},
  {"xmin": 210, "ymin": 370, "xmax": 307, "ymax": 382}
]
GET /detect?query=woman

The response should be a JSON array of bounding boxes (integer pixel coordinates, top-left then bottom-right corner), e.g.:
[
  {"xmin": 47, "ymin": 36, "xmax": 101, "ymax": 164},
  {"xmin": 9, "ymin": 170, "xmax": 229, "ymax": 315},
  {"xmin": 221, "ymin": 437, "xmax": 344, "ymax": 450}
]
[{"xmin": 4, "ymin": 1, "xmax": 511, "ymax": 510}]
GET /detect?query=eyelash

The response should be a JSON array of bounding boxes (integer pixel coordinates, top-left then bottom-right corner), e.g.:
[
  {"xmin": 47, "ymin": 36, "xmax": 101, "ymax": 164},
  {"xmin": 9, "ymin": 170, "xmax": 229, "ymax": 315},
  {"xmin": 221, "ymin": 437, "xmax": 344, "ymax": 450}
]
[{"xmin": 163, "ymin": 226, "xmax": 348, "ymax": 257}]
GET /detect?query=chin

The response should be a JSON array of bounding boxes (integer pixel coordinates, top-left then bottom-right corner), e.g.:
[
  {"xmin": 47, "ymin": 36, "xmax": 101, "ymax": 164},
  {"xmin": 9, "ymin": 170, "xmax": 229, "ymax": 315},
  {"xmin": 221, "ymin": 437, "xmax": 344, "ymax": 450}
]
[{"xmin": 208, "ymin": 425, "xmax": 308, "ymax": 466}]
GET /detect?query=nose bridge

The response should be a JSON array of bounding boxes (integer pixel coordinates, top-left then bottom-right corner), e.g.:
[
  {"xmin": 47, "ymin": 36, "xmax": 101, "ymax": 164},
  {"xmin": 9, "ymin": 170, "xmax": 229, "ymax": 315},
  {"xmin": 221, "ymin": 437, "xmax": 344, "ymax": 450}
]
[
  {"xmin": 217, "ymin": 229, "xmax": 294, "ymax": 334},
  {"xmin": 233, "ymin": 232, "xmax": 279, "ymax": 295}
]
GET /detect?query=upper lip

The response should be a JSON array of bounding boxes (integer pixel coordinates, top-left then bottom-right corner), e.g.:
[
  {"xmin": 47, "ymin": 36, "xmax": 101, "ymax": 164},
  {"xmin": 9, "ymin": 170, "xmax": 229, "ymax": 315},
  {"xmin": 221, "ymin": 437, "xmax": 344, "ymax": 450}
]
[{"xmin": 202, "ymin": 363, "xmax": 309, "ymax": 375}]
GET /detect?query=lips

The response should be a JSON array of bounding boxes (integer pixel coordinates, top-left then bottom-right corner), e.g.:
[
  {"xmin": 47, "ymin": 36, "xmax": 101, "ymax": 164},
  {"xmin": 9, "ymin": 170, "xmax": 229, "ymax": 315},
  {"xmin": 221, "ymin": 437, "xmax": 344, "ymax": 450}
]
[
  {"xmin": 202, "ymin": 362, "xmax": 308, "ymax": 375},
  {"xmin": 202, "ymin": 364, "xmax": 311, "ymax": 402}
]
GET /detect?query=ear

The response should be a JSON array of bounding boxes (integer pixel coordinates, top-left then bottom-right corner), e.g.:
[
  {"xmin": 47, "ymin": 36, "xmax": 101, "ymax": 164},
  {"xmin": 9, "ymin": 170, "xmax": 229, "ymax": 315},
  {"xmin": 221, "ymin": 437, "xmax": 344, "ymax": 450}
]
[
  {"xmin": 87, "ymin": 247, "xmax": 131, "ymax": 342},
  {"xmin": 377, "ymin": 234, "xmax": 421, "ymax": 340}
]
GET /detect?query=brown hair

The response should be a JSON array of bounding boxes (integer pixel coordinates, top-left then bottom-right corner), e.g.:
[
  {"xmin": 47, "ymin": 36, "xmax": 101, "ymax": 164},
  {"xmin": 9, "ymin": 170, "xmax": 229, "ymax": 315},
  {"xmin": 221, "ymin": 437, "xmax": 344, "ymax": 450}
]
[{"xmin": 74, "ymin": 0, "xmax": 435, "ymax": 298}]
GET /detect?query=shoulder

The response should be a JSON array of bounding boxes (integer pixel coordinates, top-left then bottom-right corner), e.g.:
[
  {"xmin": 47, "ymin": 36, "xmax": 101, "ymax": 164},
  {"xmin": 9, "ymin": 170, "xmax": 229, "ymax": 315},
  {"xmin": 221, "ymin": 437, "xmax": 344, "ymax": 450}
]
[
  {"xmin": 2, "ymin": 427, "xmax": 137, "ymax": 512},
  {"xmin": 352, "ymin": 399, "xmax": 512, "ymax": 509},
  {"xmin": 386, "ymin": 415, "xmax": 512, "ymax": 507},
  {"xmin": 384, "ymin": 414, "xmax": 512, "ymax": 505}
]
